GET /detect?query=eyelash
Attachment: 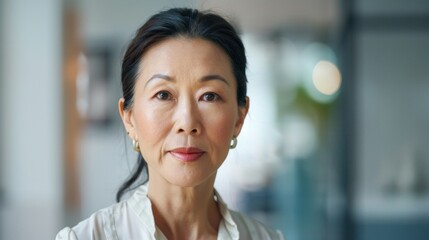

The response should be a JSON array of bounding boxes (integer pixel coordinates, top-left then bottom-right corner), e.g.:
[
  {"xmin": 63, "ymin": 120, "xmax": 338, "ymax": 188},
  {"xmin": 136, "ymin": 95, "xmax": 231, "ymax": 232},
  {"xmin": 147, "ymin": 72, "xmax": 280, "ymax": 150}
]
[{"xmin": 154, "ymin": 91, "xmax": 221, "ymax": 102}]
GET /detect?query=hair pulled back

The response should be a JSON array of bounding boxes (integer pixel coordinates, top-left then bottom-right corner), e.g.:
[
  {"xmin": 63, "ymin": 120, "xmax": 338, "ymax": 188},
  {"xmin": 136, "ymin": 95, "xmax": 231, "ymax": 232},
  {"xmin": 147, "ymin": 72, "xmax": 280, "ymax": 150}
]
[{"xmin": 117, "ymin": 8, "xmax": 247, "ymax": 202}]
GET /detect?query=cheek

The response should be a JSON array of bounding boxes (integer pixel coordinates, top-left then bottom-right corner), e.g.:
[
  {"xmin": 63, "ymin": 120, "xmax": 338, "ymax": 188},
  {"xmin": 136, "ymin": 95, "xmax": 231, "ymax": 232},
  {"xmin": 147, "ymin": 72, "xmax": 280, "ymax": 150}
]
[
  {"xmin": 133, "ymin": 103, "xmax": 171, "ymax": 148},
  {"xmin": 203, "ymin": 105, "xmax": 237, "ymax": 147}
]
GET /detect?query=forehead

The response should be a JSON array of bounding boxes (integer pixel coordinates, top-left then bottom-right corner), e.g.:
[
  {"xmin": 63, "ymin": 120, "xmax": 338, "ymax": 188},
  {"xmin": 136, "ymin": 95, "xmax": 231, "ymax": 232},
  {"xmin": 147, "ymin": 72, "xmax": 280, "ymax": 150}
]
[{"xmin": 138, "ymin": 37, "xmax": 235, "ymax": 83}]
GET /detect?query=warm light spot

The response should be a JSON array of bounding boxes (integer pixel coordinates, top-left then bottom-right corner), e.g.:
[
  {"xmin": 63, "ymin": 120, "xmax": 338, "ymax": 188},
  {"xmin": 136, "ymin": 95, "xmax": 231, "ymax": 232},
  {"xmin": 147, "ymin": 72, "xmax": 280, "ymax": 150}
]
[{"xmin": 312, "ymin": 60, "xmax": 341, "ymax": 95}]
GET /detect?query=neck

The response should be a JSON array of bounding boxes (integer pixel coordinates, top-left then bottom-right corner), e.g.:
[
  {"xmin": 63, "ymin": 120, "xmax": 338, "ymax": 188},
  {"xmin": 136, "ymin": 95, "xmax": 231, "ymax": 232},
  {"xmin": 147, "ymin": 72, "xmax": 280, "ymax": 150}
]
[{"xmin": 147, "ymin": 175, "xmax": 221, "ymax": 240}]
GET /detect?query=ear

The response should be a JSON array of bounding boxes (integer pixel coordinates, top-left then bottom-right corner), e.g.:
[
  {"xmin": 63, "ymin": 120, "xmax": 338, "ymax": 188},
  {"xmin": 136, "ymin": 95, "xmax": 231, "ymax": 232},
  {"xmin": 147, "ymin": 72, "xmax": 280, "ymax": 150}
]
[
  {"xmin": 233, "ymin": 96, "xmax": 249, "ymax": 137},
  {"xmin": 118, "ymin": 98, "xmax": 135, "ymax": 138}
]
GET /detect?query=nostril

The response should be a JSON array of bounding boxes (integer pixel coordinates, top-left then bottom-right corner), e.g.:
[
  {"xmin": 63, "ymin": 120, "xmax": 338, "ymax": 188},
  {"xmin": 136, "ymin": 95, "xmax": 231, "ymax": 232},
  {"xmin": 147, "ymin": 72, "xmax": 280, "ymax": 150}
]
[{"xmin": 177, "ymin": 128, "xmax": 198, "ymax": 134}]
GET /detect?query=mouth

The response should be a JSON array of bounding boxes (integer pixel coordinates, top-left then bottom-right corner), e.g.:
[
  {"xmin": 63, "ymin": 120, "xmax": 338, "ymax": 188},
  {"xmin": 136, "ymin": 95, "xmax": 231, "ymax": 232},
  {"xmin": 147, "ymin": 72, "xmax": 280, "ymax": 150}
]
[{"xmin": 168, "ymin": 147, "xmax": 205, "ymax": 162}]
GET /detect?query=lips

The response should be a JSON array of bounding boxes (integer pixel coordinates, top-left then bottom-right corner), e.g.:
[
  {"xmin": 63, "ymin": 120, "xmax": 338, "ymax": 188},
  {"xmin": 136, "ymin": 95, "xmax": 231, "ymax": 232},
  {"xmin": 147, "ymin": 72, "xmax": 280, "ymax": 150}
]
[{"xmin": 169, "ymin": 147, "xmax": 205, "ymax": 162}]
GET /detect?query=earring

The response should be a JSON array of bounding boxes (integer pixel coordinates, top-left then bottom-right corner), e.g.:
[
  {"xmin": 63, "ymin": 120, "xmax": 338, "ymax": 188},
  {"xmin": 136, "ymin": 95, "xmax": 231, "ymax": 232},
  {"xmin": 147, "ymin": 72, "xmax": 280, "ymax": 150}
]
[
  {"xmin": 230, "ymin": 137, "xmax": 237, "ymax": 149},
  {"xmin": 132, "ymin": 138, "xmax": 140, "ymax": 152}
]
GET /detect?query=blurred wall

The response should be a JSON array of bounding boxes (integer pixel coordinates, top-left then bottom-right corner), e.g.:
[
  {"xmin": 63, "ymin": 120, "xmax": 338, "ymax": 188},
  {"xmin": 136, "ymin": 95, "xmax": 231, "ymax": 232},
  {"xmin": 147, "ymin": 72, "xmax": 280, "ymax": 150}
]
[
  {"xmin": 342, "ymin": 0, "xmax": 429, "ymax": 239},
  {"xmin": 0, "ymin": 0, "xmax": 63, "ymax": 239},
  {"xmin": 355, "ymin": 31, "xmax": 429, "ymax": 239}
]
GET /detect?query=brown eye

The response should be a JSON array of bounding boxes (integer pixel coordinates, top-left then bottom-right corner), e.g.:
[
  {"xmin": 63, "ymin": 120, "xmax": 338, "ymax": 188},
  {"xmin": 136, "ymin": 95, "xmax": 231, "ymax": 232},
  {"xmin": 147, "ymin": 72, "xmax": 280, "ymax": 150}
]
[
  {"xmin": 201, "ymin": 92, "xmax": 220, "ymax": 102},
  {"xmin": 155, "ymin": 91, "xmax": 172, "ymax": 100}
]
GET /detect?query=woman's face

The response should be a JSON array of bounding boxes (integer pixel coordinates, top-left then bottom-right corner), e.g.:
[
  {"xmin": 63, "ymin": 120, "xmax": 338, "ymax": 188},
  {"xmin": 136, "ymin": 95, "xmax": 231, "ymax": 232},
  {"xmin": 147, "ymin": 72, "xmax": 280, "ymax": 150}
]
[{"xmin": 119, "ymin": 37, "xmax": 248, "ymax": 187}]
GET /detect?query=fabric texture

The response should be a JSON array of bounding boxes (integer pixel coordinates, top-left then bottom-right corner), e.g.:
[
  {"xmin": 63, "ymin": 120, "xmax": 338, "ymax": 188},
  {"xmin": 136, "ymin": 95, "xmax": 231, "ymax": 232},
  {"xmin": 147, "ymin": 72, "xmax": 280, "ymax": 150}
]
[{"xmin": 56, "ymin": 185, "xmax": 284, "ymax": 240}]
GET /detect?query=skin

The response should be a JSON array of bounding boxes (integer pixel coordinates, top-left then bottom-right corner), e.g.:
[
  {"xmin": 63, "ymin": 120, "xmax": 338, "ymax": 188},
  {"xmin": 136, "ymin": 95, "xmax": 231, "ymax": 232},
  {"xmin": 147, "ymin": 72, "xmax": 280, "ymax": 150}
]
[{"xmin": 119, "ymin": 37, "xmax": 249, "ymax": 240}]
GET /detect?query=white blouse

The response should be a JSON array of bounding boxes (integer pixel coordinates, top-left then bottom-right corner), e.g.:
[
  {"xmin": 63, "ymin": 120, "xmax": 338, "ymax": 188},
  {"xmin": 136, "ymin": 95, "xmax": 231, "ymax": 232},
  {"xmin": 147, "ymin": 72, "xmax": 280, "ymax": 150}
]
[{"xmin": 55, "ymin": 185, "xmax": 284, "ymax": 240}]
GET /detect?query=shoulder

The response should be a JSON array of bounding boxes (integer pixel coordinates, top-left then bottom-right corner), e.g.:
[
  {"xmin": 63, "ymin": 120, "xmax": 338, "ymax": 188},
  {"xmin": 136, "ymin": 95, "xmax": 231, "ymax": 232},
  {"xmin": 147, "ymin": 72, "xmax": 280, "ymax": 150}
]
[
  {"xmin": 229, "ymin": 210, "xmax": 285, "ymax": 240},
  {"xmin": 55, "ymin": 202, "xmax": 127, "ymax": 240}
]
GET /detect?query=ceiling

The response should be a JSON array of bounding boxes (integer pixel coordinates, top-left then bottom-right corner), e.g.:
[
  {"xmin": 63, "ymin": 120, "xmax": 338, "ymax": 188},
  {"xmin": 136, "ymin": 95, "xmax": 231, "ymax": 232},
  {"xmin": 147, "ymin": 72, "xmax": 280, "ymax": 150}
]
[
  {"xmin": 195, "ymin": 0, "xmax": 340, "ymax": 34},
  {"xmin": 76, "ymin": 0, "xmax": 340, "ymax": 40}
]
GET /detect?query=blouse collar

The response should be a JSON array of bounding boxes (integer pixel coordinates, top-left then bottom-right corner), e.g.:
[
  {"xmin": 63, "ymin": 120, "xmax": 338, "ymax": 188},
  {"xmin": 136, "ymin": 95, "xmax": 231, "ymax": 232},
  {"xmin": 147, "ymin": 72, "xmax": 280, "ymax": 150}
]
[{"xmin": 127, "ymin": 183, "xmax": 239, "ymax": 239}]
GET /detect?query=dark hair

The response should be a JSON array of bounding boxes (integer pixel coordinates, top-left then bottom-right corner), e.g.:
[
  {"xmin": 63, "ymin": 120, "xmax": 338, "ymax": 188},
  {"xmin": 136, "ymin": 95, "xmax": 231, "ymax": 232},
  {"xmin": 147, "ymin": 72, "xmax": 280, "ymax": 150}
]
[{"xmin": 116, "ymin": 8, "xmax": 247, "ymax": 202}]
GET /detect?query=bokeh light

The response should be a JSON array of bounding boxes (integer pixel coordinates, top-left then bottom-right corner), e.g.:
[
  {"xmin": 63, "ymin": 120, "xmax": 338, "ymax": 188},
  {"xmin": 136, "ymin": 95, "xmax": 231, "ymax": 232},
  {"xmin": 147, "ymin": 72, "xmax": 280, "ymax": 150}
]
[{"xmin": 312, "ymin": 60, "xmax": 341, "ymax": 95}]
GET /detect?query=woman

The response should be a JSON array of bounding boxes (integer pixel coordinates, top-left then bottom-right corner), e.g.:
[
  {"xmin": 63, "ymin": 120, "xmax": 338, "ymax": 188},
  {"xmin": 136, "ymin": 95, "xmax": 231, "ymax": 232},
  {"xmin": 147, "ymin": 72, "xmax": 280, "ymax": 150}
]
[{"xmin": 56, "ymin": 8, "xmax": 284, "ymax": 240}]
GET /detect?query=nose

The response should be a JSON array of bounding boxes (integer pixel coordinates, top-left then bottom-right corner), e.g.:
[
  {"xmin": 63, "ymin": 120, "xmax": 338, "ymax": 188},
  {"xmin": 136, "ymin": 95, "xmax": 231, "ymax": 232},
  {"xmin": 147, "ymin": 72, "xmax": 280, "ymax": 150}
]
[{"xmin": 174, "ymin": 97, "xmax": 201, "ymax": 135}]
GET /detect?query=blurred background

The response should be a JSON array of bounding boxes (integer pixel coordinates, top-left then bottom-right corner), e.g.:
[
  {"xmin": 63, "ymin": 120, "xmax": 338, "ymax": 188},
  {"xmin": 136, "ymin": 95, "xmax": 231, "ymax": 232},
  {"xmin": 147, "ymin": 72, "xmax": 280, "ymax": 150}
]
[{"xmin": 1, "ymin": 0, "xmax": 428, "ymax": 239}]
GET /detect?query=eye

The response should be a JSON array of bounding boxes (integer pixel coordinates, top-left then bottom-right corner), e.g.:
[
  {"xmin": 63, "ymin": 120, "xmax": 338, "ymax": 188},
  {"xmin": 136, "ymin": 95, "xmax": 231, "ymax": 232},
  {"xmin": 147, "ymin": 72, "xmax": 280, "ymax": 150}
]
[
  {"xmin": 200, "ymin": 92, "xmax": 220, "ymax": 102},
  {"xmin": 155, "ymin": 91, "xmax": 172, "ymax": 101}
]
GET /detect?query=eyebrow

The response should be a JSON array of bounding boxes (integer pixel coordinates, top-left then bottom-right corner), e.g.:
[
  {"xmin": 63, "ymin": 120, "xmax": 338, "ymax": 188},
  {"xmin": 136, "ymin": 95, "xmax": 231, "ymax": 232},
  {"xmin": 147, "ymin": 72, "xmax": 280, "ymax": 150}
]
[
  {"xmin": 144, "ymin": 73, "xmax": 230, "ymax": 88},
  {"xmin": 144, "ymin": 74, "xmax": 174, "ymax": 88},
  {"xmin": 200, "ymin": 74, "xmax": 230, "ymax": 86}
]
